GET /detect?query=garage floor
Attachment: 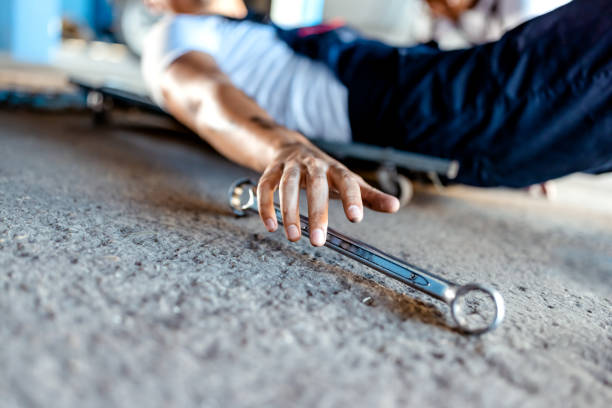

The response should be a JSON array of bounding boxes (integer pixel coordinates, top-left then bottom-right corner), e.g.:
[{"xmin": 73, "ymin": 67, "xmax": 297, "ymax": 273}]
[{"xmin": 0, "ymin": 109, "xmax": 611, "ymax": 407}]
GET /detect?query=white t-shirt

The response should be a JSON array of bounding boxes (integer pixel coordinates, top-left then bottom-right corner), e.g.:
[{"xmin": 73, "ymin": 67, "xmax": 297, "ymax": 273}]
[{"xmin": 142, "ymin": 14, "xmax": 352, "ymax": 143}]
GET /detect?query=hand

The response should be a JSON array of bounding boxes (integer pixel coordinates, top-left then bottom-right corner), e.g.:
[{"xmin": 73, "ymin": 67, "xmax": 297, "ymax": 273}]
[
  {"xmin": 257, "ymin": 142, "xmax": 400, "ymax": 247},
  {"xmin": 143, "ymin": 0, "xmax": 247, "ymax": 17},
  {"xmin": 426, "ymin": 0, "xmax": 477, "ymax": 21}
]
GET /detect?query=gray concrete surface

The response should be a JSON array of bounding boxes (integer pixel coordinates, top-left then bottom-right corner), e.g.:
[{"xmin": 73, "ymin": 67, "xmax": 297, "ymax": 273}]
[{"xmin": 0, "ymin": 111, "xmax": 610, "ymax": 408}]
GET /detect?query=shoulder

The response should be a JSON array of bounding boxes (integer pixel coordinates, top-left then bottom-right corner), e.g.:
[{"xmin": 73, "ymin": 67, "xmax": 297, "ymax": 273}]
[
  {"xmin": 149, "ymin": 14, "xmax": 225, "ymax": 48},
  {"xmin": 142, "ymin": 14, "xmax": 224, "ymax": 74},
  {"xmin": 142, "ymin": 14, "xmax": 224, "ymax": 106}
]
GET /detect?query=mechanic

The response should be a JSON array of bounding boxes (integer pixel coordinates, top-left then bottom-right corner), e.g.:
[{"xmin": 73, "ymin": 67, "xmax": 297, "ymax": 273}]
[{"xmin": 141, "ymin": 0, "xmax": 611, "ymax": 247}]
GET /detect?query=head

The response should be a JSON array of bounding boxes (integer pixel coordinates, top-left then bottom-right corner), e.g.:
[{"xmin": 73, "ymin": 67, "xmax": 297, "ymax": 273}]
[{"xmin": 143, "ymin": 0, "xmax": 247, "ymax": 17}]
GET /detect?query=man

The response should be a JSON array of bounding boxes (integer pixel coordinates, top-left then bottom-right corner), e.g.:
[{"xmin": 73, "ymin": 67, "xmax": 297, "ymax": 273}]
[{"xmin": 141, "ymin": 0, "xmax": 611, "ymax": 247}]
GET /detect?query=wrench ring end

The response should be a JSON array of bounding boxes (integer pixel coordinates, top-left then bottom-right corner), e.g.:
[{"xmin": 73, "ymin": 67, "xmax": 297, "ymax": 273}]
[{"xmin": 450, "ymin": 283, "xmax": 505, "ymax": 335}]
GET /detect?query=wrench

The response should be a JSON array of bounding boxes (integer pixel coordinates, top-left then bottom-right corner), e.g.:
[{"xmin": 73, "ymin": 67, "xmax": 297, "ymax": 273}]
[{"xmin": 229, "ymin": 178, "xmax": 505, "ymax": 334}]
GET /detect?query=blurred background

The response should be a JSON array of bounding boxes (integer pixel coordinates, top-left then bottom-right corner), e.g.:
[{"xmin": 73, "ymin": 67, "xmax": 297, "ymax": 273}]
[
  {"xmin": 1, "ymin": 0, "xmax": 609, "ymax": 211},
  {"xmin": 0, "ymin": 0, "xmax": 574, "ymax": 63},
  {"xmin": 0, "ymin": 0, "xmax": 574, "ymax": 94}
]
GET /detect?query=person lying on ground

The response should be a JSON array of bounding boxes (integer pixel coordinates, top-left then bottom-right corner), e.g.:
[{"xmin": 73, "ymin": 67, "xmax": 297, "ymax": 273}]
[{"xmin": 141, "ymin": 0, "xmax": 611, "ymax": 247}]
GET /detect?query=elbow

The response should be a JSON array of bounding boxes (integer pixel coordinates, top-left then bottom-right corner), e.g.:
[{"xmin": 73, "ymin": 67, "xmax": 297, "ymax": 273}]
[
  {"xmin": 144, "ymin": 45, "xmax": 241, "ymax": 134},
  {"xmin": 161, "ymin": 64, "xmax": 236, "ymax": 133}
]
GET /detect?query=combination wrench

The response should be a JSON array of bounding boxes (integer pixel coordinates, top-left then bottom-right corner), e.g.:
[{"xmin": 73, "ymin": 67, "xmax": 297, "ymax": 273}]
[{"xmin": 229, "ymin": 178, "xmax": 505, "ymax": 334}]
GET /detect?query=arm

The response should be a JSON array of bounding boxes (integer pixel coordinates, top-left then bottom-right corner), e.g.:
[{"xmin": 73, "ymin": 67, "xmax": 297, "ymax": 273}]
[{"xmin": 156, "ymin": 51, "xmax": 399, "ymax": 246}]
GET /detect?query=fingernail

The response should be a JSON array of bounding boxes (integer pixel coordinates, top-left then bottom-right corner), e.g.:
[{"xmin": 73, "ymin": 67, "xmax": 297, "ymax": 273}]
[
  {"xmin": 311, "ymin": 228, "xmax": 326, "ymax": 246},
  {"xmin": 348, "ymin": 205, "xmax": 362, "ymax": 221},
  {"xmin": 265, "ymin": 218, "xmax": 276, "ymax": 232},
  {"xmin": 391, "ymin": 197, "xmax": 401, "ymax": 212},
  {"xmin": 287, "ymin": 224, "xmax": 300, "ymax": 241}
]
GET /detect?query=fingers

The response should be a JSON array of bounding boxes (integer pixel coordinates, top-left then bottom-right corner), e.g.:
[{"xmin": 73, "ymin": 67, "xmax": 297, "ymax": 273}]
[
  {"xmin": 257, "ymin": 165, "xmax": 282, "ymax": 232},
  {"xmin": 360, "ymin": 181, "xmax": 401, "ymax": 213},
  {"xmin": 259, "ymin": 150, "xmax": 399, "ymax": 247},
  {"xmin": 306, "ymin": 165, "xmax": 329, "ymax": 247},
  {"xmin": 279, "ymin": 164, "xmax": 302, "ymax": 242},
  {"xmin": 328, "ymin": 166, "xmax": 364, "ymax": 222}
]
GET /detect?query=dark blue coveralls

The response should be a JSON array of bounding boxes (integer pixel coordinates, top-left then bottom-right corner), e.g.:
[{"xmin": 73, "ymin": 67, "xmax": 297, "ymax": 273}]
[{"xmin": 273, "ymin": 0, "xmax": 611, "ymax": 187}]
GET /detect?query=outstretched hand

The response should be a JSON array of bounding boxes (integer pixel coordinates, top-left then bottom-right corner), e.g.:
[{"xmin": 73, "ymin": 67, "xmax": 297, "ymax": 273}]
[
  {"xmin": 257, "ymin": 142, "xmax": 400, "ymax": 247},
  {"xmin": 143, "ymin": 0, "xmax": 247, "ymax": 17},
  {"xmin": 157, "ymin": 51, "xmax": 399, "ymax": 241}
]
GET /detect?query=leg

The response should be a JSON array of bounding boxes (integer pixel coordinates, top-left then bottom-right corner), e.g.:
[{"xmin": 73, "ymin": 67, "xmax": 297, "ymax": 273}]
[
  {"xmin": 280, "ymin": 0, "xmax": 612, "ymax": 187},
  {"xmin": 388, "ymin": 0, "xmax": 612, "ymax": 187}
]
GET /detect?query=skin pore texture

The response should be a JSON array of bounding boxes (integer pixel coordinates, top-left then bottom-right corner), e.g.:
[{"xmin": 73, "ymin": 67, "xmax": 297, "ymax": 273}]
[{"xmin": 145, "ymin": 2, "xmax": 400, "ymax": 247}]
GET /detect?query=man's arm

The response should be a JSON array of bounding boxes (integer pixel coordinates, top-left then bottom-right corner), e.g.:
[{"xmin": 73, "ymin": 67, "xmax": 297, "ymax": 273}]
[{"xmin": 155, "ymin": 51, "xmax": 399, "ymax": 246}]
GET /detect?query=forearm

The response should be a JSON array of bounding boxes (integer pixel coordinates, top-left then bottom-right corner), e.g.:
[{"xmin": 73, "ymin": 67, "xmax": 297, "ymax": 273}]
[{"xmin": 161, "ymin": 52, "xmax": 314, "ymax": 172}]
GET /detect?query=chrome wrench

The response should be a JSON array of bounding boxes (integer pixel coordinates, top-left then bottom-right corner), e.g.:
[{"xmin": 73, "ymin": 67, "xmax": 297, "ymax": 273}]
[{"xmin": 229, "ymin": 178, "xmax": 505, "ymax": 334}]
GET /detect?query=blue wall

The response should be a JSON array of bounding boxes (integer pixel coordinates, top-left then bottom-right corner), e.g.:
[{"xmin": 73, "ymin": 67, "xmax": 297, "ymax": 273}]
[
  {"xmin": 0, "ymin": 0, "xmax": 114, "ymax": 63},
  {"xmin": 62, "ymin": 0, "xmax": 95, "ymax": 27},
  {"xmin": 0, "ymin": 0, "xmax": 62, "ymax": 63},
  {"xmin": 61, "ymin": 0, "xmax": 114, "ymax": 33},
  {"xmin": 0, "ymin": 2, "xmax": 15, "ymax": 52}
]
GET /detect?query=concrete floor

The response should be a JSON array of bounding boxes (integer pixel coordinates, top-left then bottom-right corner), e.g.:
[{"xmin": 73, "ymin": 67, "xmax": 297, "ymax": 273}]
[{"xmin": 0, "ymin": 110, "xmax": 611, "ymax": 408}]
